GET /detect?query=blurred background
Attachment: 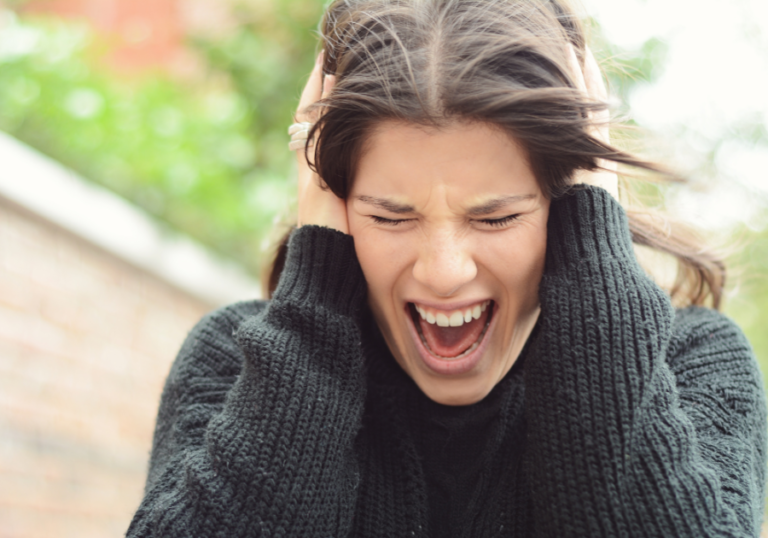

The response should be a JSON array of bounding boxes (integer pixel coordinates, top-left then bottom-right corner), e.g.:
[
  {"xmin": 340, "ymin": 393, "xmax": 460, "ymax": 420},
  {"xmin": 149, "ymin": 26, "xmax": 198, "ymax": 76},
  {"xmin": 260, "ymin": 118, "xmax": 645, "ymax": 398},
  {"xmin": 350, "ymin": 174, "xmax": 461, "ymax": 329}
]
[{"xmin": 0, "ymin": 0, "xmax": 766, "ymax": 536}]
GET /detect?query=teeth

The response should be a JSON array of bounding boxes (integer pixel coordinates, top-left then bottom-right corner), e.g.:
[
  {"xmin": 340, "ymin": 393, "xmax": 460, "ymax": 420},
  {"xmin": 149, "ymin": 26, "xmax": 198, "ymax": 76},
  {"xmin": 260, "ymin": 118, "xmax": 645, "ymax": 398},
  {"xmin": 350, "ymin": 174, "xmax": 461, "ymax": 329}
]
[
  {"xmin": 414, "ymin": 300, "xmax": 491, "ymax": 327},
  {"xmin": 413, "ymin": 304, "xmax": 494, "ymax": 361}
]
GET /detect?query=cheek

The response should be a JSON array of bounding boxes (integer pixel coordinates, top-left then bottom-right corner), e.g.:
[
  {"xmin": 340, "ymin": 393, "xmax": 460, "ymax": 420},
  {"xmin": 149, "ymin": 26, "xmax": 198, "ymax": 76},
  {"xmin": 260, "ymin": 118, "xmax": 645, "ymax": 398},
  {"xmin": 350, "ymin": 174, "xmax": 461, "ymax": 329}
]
[
  {"xmin": 350, "ymin": 227, "xmax": 410, "ymax": 306},
  {"xmin": 486, "ymin": 221, "xmax": 547, "ymax": 295},
  {"xmin": 356, "ymin": 243, "xmax": 390, "ymax": 297},
  {"xmin": 348, "ymin": 215, "xmax": 380, "ymax": 288},
  {"xmin": 350, "ymin": 229, "xmax": 415, "ymax": 355}
]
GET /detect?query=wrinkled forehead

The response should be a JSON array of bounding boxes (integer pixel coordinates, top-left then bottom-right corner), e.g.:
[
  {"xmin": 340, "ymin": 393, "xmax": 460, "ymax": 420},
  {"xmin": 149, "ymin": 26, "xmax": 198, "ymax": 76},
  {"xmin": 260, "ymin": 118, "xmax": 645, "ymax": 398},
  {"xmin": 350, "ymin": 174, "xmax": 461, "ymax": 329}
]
[{"xmin": 349, "ymin": 121, "xmax": 543, "ymax": 207}]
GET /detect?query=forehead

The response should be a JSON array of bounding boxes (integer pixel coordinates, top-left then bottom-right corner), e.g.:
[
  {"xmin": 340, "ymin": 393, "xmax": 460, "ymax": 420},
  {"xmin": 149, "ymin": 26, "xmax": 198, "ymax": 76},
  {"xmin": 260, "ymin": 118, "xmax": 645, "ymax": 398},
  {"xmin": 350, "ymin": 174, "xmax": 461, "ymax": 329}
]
[{"xmin": 352, "ymin": 121, "xmax": 540, "ymax": 202}]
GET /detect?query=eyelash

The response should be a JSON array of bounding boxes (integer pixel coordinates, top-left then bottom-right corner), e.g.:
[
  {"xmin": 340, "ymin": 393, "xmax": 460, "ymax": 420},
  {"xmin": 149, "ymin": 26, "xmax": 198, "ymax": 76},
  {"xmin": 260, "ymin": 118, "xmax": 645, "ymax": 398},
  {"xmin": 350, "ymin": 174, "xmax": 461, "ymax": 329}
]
[
  {"xmin": 370, "ymin": 215, "xmax": 409, "ymax": 226},
  {"xmin": 478, "ymin": 214, "xmax": 520, "ymax": 228},
  {"xmin": 370, "ymin": 214, "xmax": 521, "ymax": 227}
]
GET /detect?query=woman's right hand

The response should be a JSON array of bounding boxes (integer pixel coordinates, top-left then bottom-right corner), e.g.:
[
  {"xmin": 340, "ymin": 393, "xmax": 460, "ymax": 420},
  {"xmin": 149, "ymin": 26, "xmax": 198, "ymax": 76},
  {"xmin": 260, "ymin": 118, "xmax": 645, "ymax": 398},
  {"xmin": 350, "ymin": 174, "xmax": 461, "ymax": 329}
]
[
  {"xmin": 294, "ymin": 52, "xmax": 349, "ymax": 234},
  {"xmin": 567, "ymin": 45, "xmax": 620, "ymax": 201}
]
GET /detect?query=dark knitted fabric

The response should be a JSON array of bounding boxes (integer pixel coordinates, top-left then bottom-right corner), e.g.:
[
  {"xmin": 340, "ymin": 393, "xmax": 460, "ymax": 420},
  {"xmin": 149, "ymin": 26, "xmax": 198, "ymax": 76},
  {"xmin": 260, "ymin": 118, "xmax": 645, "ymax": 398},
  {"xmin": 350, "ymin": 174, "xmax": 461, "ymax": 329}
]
[
  {"xmin": 411, "ymin": 324, "xmax": 537, "ymax": 537},
  {"xmin": 127, "ymin": 187, "xmax": 767, "ymax": 537}
]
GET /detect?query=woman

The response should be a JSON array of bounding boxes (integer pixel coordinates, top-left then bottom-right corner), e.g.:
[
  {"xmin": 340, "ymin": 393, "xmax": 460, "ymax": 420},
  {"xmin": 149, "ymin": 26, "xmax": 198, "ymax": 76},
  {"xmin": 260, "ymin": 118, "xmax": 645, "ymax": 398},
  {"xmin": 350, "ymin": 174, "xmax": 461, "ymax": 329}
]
[{"xmin": 128, "ymin": 0, "xmax": 767, "ymax": 536}]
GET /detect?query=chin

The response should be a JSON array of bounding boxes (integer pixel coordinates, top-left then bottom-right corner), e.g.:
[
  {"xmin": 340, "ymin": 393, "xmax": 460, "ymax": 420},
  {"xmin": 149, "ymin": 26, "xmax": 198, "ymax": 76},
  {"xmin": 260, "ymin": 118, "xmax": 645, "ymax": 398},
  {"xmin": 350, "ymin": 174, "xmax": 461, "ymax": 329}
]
[{"xmin": 413, "ymin": 374, "xmax": 500, "ymax": 406}]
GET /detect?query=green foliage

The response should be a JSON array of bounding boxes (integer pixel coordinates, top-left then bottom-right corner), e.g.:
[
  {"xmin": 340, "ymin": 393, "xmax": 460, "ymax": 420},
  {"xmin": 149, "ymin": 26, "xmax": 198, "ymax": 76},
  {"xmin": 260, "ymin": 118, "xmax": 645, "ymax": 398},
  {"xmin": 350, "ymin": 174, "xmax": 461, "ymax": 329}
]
[
  {"xmin": 587, "ymin": 18, "xmax": 669, "ymax": 120},
  {"xmin": 726, "ymin": 226, "xmax": 768, "ymax": 370},
  {"xmin": 0, "ymin": 7, "xmax": 322, "ymax": 274}
]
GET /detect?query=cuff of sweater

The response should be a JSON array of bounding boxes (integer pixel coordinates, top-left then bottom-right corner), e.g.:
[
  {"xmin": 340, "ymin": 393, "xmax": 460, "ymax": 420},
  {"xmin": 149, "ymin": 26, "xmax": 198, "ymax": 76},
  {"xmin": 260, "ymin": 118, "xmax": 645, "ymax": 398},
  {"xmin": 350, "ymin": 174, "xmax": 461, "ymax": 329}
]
[
  {"xmin": 546, "ymin": 185, "xmax": 636, "ymax": 273},
  {"xmin": 271, "ymin": 225, "xmax": 367, "ymax": 317}
]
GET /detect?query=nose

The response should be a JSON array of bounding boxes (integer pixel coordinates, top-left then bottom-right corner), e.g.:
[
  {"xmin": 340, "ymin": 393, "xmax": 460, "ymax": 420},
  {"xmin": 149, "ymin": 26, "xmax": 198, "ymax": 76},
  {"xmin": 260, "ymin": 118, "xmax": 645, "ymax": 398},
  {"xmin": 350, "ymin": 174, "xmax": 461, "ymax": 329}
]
[{"xmin": 412, "ymin": 229, "xmax": 478, "ymax": 297}]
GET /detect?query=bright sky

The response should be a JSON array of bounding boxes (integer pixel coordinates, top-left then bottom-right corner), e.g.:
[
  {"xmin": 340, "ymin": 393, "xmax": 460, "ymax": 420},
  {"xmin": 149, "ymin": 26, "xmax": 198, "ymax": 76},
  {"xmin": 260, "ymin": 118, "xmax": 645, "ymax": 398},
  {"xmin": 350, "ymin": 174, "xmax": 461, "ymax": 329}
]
[{"xmin": 581, "ymin": 0, "xmax": 768, "ymax": 231}]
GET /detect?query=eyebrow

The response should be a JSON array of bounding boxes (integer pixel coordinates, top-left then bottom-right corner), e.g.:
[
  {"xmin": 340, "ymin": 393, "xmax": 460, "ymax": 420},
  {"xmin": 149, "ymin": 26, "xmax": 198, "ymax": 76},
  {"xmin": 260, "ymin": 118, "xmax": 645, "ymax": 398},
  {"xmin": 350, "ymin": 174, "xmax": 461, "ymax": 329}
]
[
  {"xmin": 355, "ymin": 193, "xmax": 536, "ymax": 216},
  {"xmin": 465, "ymin": 195, "xmax": 536, "ymax": 216},
  {"xmin": 355, "ymin": 195, "xmax": 415, "ymax": 214}
]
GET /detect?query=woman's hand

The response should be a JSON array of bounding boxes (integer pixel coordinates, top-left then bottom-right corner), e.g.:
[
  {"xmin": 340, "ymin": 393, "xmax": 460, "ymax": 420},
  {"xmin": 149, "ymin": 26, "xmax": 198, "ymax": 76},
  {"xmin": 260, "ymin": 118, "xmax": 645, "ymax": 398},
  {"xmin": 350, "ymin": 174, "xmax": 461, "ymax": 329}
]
[
  {"xmin": 294, "ymin": 53, "xmax": 350, "ymax": 234},
  {"xmin": 567, "ymin": 45, "xmax": 620, "ymax": 201}
]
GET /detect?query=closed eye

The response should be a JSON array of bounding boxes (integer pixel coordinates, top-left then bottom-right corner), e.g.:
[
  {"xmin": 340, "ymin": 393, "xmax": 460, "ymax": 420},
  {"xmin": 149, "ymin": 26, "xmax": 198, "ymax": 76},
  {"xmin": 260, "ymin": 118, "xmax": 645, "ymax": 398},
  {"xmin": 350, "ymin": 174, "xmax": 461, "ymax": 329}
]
[
  {"xmin": 370, "ymin": 215, "xmax": 411, "ymax": 226},
  {"xmin": 476, "ymin": 214, "xmax": 520, "ymax": 228}
]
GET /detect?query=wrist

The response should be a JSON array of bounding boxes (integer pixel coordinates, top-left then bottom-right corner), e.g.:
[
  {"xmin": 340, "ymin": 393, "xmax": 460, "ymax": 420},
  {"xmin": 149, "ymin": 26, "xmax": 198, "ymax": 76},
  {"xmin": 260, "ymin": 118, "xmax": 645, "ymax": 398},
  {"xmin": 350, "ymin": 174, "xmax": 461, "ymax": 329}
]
[
  {"xmin": 272, "ymin": 225, "xmax": 367, "ymax": 318},
  {"xmin": 545, "ymin": 185, "xmax": 635, "ymax": 274}
]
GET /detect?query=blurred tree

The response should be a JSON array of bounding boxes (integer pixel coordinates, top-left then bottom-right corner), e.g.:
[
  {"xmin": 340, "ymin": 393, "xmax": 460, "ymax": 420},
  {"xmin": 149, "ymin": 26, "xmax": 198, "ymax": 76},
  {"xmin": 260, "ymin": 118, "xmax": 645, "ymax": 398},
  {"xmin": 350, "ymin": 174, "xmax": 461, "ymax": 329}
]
[
  {"xmin": 726, "ymin": 223, "xmax": 768, "ymax": 364},
  {"xmin": 0, "ymin": 3, "xmax": 322, "ymax": 275}
]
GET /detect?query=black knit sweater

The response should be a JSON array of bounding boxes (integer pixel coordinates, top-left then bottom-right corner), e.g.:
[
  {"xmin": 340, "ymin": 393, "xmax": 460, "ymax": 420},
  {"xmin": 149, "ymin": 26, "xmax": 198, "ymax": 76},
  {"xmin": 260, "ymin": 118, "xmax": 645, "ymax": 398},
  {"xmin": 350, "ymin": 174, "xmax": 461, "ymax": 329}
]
[{"xmin": 127, "ymin": 187, "xmax": 767, "ymax": 537}]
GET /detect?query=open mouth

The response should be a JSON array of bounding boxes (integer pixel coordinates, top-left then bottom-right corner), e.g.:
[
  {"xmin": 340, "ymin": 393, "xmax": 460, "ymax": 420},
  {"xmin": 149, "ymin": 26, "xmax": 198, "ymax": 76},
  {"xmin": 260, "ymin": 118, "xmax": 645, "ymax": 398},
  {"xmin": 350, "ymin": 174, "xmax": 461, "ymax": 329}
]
[{"xmin": 408, "ymin": 301, "xmax": 494, "ymax": 361}]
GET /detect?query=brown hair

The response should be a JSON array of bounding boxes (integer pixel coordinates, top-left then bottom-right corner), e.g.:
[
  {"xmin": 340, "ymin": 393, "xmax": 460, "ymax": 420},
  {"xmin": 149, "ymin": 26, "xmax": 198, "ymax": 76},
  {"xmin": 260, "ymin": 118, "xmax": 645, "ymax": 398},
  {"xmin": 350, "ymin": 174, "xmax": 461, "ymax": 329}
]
[{"xmin": 266, "ymin": 0, "xmax": 725, "ymax": 308}]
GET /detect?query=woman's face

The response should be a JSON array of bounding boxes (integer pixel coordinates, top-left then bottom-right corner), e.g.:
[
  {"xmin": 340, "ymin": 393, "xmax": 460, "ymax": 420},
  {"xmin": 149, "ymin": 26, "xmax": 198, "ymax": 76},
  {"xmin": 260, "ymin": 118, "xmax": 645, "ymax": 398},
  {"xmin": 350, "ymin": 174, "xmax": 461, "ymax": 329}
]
[{"xmin": 348, "ymin": 121, "xmax": 549, "ymax": 405}]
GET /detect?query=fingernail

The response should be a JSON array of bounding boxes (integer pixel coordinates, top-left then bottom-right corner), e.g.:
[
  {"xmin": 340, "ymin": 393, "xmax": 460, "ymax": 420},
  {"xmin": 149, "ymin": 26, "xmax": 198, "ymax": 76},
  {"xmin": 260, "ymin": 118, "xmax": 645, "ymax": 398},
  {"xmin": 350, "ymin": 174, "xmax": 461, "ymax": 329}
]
[{"xmin": 316, "ymin": 51, "xmax": 324, "ymax": 66}]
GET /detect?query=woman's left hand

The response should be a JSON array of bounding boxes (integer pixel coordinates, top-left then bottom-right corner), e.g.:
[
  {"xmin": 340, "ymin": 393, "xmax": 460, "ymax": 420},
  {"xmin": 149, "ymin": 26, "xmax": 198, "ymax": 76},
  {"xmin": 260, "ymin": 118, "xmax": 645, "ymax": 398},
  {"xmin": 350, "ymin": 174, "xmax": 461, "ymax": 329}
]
[{"xmin": 567, "ymin": 45, "xmax": 619, "ymax": 201}]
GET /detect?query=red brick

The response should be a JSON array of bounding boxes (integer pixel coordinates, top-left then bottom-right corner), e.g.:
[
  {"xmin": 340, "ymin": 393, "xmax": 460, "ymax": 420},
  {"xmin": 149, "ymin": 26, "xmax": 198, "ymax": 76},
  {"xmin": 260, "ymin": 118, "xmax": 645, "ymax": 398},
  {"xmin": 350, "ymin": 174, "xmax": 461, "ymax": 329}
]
[{"xmin": 0, "ymin": 198, "xmax": 212, "ymax": 536}]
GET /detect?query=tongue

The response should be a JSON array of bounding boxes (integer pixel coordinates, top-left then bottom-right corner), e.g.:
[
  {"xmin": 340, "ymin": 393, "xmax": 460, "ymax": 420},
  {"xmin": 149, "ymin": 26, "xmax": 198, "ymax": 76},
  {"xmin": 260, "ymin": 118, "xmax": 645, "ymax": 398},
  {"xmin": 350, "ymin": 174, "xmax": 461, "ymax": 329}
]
[{"xmin": 419, "ymin": 308, "xmax": 490, "ymax": 358}]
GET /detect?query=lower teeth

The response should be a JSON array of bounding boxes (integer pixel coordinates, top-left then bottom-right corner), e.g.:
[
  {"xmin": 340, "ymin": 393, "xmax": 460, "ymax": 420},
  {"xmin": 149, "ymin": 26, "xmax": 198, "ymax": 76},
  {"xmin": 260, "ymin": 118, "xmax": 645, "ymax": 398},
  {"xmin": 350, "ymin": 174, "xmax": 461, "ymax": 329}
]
[{"xmin": 414, "ymin": 303, "xmax": 492, "ymax": 360}]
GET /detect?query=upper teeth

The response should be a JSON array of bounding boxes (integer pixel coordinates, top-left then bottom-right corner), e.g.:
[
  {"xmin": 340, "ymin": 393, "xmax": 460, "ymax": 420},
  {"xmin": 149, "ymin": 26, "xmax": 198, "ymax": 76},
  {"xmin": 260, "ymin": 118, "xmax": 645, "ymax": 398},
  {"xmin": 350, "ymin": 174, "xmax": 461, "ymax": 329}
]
[{"xmin": 415, "ymin": 301, "xmax": 490, "ymax": 327}]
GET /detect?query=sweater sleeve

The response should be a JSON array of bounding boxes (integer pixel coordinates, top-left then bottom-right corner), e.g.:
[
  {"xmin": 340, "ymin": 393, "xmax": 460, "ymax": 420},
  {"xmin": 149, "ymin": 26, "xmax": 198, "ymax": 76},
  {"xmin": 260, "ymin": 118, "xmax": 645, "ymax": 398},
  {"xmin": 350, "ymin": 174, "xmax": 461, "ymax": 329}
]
[
  {"xmin": 127, "ymin": 225, "xmax": 369, "ymax": 537},
  {"xmin": 523, "ymin": 186, "xmax": 767, "ymax": 538}
]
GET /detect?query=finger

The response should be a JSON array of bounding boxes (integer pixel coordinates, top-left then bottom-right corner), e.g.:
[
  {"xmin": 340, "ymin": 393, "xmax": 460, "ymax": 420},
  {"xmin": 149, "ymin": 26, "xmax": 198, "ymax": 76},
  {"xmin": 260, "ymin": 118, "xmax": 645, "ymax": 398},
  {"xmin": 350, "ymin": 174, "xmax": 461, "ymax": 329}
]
[
  {"xmin": 304, "ymin": 75, "xmax": 337, "ymax": 191},
  {"xmin": 582, "ymin": 47, "xmax": 610, "ymax": 144},
  {"xmin": 582, "ymin": 46, "xmax": 607, "ymax": 101},
  {"xmin": 299, "ymin": 74, "xmax": 336, "ymax": 190},
  {"xmin": 567, "ymin": 44, "xmax": 610, "ymax": 147},
  {"xmin": 322, "ymin": 74, "xmax": 336, "ymax": 100},
  {"xmin": 566, "ymin": 44, "xmax": 587, "ymax": 93},
  {"xmin": 568, "ymin": 44, "xmax": 619, "ymax": 199},
  {"xmin": 296, "ymin": 52, "xmax": 325, "ymax": 122}
]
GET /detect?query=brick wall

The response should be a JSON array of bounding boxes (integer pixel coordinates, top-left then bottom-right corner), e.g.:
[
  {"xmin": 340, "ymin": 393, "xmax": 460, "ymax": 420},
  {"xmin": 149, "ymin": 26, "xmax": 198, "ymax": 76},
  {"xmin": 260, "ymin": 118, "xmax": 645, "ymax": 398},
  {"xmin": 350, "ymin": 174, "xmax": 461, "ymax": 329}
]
[{"xmin": 0, "ymin": 195, "xmax": 212, "ymax": 537}]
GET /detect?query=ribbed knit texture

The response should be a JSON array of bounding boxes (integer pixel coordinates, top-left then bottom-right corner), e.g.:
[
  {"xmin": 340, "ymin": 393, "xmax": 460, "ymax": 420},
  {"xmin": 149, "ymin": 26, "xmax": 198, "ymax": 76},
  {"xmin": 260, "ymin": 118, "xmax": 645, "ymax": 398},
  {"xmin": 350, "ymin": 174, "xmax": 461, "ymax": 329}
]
[
  {"xmin": 525, "ymin": 186, "xmax": 767, "ymax": 537},
  {"xmin": 127, "ymin": 187, "xmax": 767, "ymax": 537}
]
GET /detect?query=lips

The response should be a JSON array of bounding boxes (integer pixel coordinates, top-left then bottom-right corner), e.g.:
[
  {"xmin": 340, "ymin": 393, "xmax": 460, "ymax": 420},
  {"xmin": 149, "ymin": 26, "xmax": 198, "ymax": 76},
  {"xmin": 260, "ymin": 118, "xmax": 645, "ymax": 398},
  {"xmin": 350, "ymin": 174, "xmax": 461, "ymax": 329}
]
[{"xmin": 405, "ymin": 300, "xmax": 497, "ymax": 376}]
